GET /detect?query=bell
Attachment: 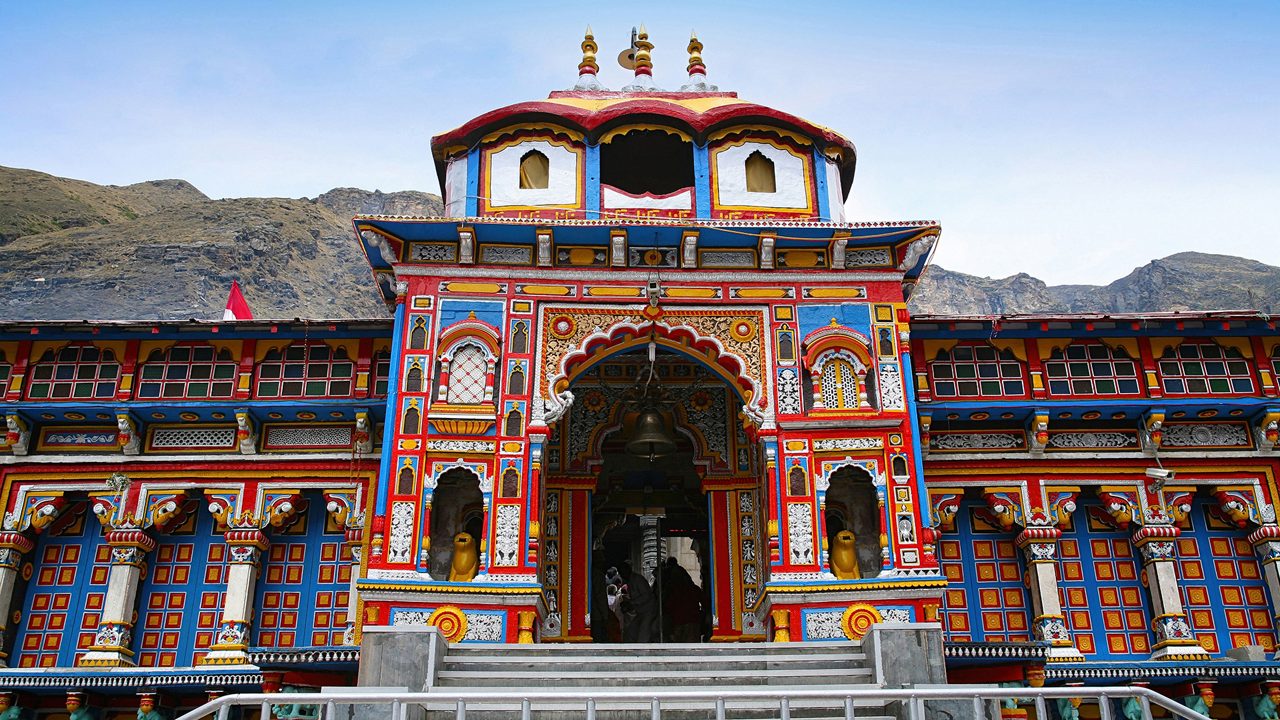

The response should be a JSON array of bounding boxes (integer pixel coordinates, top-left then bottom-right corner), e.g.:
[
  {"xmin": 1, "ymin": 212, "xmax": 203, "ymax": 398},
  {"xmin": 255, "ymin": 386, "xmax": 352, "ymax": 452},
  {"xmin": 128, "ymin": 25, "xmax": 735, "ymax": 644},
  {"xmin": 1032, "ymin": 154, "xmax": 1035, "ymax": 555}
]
[{"xmin": 626, "ymin": 408, "xmax": 676, "ymax": 462}]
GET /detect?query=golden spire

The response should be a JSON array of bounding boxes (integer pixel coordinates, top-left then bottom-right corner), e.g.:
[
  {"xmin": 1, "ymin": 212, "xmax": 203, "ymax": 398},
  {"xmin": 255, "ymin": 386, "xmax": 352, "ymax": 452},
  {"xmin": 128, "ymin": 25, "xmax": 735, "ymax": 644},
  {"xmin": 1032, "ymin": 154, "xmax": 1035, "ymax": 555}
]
[
  {"xmin": 686, "ymin": 30, "xmax": 705, "ymax": 76},
  {"xmin": 579, "ymin": 26, "xmax": 599, "ymax": 76},
  {"xmin": 633, "ymin": 24, "xmax": 653, "ymax": 78},
  {"xmin": 574, "ymin": 25, "xmax": 605, "ymax": 91},
  {"xmin": 680, "ymin": 29, "xmax": 718, "ymax": 92}
]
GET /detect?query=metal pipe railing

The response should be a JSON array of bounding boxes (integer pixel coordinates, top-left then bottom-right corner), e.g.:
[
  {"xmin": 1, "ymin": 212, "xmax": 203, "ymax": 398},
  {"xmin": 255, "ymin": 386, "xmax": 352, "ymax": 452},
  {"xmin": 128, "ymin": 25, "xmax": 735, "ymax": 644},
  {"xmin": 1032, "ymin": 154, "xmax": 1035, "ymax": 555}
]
[{"xmin": 173, "ymin": 685, "xmax": 1214, "ymax": 720}]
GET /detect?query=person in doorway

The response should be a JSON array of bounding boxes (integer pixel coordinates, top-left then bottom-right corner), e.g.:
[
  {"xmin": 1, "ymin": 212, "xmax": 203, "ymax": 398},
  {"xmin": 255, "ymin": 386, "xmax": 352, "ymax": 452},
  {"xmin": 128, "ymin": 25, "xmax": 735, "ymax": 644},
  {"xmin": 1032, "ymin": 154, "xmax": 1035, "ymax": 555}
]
[
  {"xmin": 619, "ymin": 561, "xmax": 656, "ymax": 643},
  {"xmin": 661, "ymin": 557, "xmax": 702, "ymax": 642}
]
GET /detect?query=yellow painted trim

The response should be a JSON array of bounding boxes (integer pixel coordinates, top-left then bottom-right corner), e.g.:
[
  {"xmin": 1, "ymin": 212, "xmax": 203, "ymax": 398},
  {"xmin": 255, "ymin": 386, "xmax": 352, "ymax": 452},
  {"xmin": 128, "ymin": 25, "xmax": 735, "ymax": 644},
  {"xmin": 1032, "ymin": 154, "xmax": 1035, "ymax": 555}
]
[
  {"xmin": 921, "ymin": 339, "xmax": 959, "ymax": 360},
  {"xmin": 990, "ymin": 340, "xmax": 1028, "ymax": 364},
  {"xmin": 665, "ymin": 287, "xmax": 720, "ymax": 299},
  {"xmin": 805, "ymin": 287, "xmax": 865, "ymax": 300},
  {"xmin": 585, "ymin": 287, "xmax": 644, "ymax": 298},
  {"xmin": 1099, "ymin": 337, "xmax": 1142, "ymax": 361},
  {"xmin": 1214, "ymin": 336, "xmax": 1255, "ymax": 359},
  {"xmin": 480, "ymin": 123, "xmax": 585, "ymax": 145},
  {"xmin": 707, "ymin": 124, "xmax": 814, "ymax": 147},
  {"xmin": 440, "ymin": 282, "xmax": 505, "ymax": 295},
  {"xmin": 519, "ymin": 285, "xmax": 574, "ymax": 296},
  {"xmin": 1149, "ymin": 337, "xmax": 1185, "ymax": 359},
  {"xmin": 735, "ymin": 288, "xmax": 789, "ymax": 299},
  {"xmin": 598, "ymin": 123, "xmax": 693, "ymax": 144}
]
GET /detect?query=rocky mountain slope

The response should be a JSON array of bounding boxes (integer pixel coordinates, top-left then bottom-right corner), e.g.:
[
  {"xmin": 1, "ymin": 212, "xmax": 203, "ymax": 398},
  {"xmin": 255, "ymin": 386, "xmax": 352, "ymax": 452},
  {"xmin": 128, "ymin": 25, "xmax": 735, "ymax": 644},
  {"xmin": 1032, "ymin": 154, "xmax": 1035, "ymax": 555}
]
[
  {"xmin": 0, "ymin": 166, "xmax": 1274, "ymax": 321},
  {"xmin": 0, "ymin": 166, "xmax": 443, "ymax": 321},
  {"xmin": 909, "ymin": 253, "xmax": 1280, "ymax": 315},
  {"xmin": 0, "ymin": 166, "xmax": 208, "ymax": 243}
]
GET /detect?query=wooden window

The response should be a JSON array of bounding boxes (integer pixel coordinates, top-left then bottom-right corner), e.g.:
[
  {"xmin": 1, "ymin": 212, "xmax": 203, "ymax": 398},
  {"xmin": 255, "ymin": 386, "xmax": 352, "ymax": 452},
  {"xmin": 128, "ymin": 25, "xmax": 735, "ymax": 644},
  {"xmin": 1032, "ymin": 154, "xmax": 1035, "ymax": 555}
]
[
  {"xmin": 518, "ymin": 150, "xmax": 550, "ymax": 189},
  {"xmin": 402, "ymin": 405, "xmax": 420, "ymax": 435},
  {"xmin": 820, "ymin": 358, "xmax": 860, "ymax": 409},
  {"xmin": 744, "ymin": 150, "xmax": 776, "ymax": 193},
  {"xmin": 504, "ymin": 409, "xmax": 522, "ymax": 436},
  {"xmin": 408, "ymin": 317, "xmax": 427, "ymax": 350},
  {"xmin": 1159, "ymin": 343, "xmax": 1254, "ymax": 395},
  {"xmin": 405, "ymin": 363, "xmax": 423, "ymax": 393},
  {"xmin": 512, "ymin": 322, "xmax": 529, "ymax": 354},
  {"xmin": 446, "ymin": 345, "xmax": 487, "ymax": 404},
  {"xmin": 500, "ymin": 468, "xmax": 520, "ymax": 498},
  {"xmin": 137, "ymin": 344, "xmax": 237, "ymax": 400},
  {"xmin": 929, "ymin": 345, "xmax": 1025, "ymax": 398},
  {"xmin": 508, "ymin": 366, "xmax": 526, "ymax": 395},
  {"xmin": 0, "ymin": 351, "xmax": 10, "ymax": 392},
  {"xmin": 1045, "ymin": 344, "xmax": 1141, "ymax": 396},
  {"xmin": 255, "ymin": 344, "xmax": 354, "ymax": 398},
  {"xmin": 25, "ymin": 345, "xmax": 120, "ymax": 400},
  {"xmin": 788, "ymin": 466, "xmax": 807, "ymax": 496},
  {"xmin": 372, "ymin": 351, "xmax": 390, "ymax": 398}
]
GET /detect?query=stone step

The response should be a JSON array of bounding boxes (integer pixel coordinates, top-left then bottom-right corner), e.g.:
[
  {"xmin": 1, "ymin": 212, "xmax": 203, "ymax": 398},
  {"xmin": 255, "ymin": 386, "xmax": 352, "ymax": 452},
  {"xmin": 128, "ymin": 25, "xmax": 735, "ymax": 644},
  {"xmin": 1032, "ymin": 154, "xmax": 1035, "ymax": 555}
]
[
  {"xmin": 434, "ymin": 668, "xmax": 876, "ymax": 688},
  {"xmin": 419, "ymin": 697, "xmax": 893, "ymax": 720},
  {"xmin": 447, "ymin": 643, "xmax": 863, "ymax": 658},
  {"xmin": 444, "ymin": 654, "xmax": 867, "ymax": 674}
]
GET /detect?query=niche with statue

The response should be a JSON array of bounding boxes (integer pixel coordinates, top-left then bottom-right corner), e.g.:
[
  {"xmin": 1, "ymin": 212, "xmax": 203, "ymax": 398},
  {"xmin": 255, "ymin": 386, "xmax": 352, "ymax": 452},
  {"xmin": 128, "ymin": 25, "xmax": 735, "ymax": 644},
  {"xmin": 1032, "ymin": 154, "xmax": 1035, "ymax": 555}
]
[
  {"xmin": 428, "ymin": 468, "xmax": 485, "ymax": 581},
  {"xmin": 823, "ymin": 466, "xmax": 880, "ymax": 580}
]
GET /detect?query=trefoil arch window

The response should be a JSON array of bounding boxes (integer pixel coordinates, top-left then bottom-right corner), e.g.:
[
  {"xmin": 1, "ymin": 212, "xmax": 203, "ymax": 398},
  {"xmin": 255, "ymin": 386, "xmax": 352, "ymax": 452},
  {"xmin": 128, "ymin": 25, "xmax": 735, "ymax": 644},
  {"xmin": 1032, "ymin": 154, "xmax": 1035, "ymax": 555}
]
[
  {"xmin": 745, "ymin": 150, "xmax": 776, "ymax": 193},
  {"xmin": 408, "ymin": 317, "xmax": 427, "ymax": 350},
  {"xmin": 446, "ymin": 344, "xmax": 489, "ymax": 405},
  {"xmin": 405, "ymin": 361, "xmax": 424, "ymax": 393},
  {"xmin": 810, "ymin": 349, "xmax": 869, "ymax": 410},
  {"xmin": 519, "ymin": 150, "xmax": 550, "ymax": 190}
]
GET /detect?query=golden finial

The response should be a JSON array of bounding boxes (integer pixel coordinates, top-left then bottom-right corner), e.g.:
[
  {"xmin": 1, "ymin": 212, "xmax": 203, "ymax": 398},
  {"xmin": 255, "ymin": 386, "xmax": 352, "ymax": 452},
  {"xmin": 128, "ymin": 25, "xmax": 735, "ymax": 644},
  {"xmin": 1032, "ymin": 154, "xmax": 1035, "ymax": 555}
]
[
  {"xmin": 633, "ymin": 24, "xmax": 653, "ymax": 77},
  {"xmin": 687, "ymin": 30, "xmax": 704, "ymax": 75},
  {"xmin": 579, "ymin": 26, "xmax": 599, "ymax": 75}
]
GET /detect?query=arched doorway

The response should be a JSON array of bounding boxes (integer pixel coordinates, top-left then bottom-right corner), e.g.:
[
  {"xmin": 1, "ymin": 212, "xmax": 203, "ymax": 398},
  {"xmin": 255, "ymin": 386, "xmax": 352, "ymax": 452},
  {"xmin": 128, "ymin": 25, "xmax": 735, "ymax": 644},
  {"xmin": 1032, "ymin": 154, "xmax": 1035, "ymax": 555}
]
[{"xmin": 539, "ymin": 335, "xmax": 766, "ymax": 643}]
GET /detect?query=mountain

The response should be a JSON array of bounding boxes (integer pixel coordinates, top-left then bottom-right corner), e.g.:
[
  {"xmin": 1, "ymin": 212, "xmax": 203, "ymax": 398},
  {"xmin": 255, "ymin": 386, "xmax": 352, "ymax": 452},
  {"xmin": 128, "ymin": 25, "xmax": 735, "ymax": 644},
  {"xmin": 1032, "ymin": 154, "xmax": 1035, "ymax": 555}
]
[
  {"xmin": 0, "ymin": 166, "xmax": 443, "ymax": 321},
  {"xmin": 1, "ymin": 166, "xmax": 1275, "ymax": 321},
  {"xmin": 0, "ymin": 165, "xmax": 208, "ymax": 243},
  {"xmin": 909, "ymin": 253, "xmax": 1280, "ymax": 315}
]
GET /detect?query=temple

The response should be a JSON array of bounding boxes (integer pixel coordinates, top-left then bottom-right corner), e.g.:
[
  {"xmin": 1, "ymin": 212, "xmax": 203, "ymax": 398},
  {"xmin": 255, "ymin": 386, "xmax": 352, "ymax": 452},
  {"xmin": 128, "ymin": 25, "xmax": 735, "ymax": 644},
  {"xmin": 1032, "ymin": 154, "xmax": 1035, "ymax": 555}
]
[{"xmin": 1, "ymin": 27, "xmax": 1279, "ymax": 719}]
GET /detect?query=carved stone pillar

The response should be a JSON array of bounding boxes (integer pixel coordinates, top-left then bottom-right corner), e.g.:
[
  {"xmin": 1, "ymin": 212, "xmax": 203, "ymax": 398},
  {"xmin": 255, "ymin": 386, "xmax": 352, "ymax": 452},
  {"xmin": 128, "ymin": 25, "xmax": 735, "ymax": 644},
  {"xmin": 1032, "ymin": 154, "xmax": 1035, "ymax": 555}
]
[
  {"xmin": 78, "ymin": 529, "xmax": 155, "ymax": 667},
  {"xmin": 1248, "ymin": 525, "xmax": 1280, "ymax": 660},
  {"xmin": 200, "ymin": 528, "xmax": 269, "ymax": 665},
  {"xmin": 1132, "ymin": 524, "xmax": 1209, "ymax": 660},
  {"xmin": 0, "ymin": 531, "xmax": 34, "ymax": 667},
  {"xmin": 1016, "ymin": 527, "xmax": 1084, "ymax": 661},
  {"xmin": 342, "ymin": 531, "xmax": 362, "ymax": 646}
]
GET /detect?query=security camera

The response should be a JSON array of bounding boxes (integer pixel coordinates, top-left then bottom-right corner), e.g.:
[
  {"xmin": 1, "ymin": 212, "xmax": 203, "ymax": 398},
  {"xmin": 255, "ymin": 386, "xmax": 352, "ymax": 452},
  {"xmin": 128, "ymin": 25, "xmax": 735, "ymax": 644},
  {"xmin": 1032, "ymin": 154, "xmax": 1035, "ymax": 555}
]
[{"xmin": 1145, "ymin": 468, "xmax": 1173, "ymax": 481}]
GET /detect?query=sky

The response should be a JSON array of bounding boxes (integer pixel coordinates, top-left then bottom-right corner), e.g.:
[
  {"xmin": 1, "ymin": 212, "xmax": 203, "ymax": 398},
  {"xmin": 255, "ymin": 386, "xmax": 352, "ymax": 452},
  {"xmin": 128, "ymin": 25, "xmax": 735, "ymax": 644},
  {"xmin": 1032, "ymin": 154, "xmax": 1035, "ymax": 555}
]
[{"xmin": 2, "ymin": 1, "xmax": 1277, "ymax": 285}]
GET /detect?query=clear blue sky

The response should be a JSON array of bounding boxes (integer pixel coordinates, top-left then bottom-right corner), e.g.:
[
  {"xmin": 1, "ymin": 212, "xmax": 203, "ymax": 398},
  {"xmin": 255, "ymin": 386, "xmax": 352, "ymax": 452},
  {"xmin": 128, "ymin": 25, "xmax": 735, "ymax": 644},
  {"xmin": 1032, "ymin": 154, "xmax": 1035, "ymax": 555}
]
[{"xmin": 2, "ymin": 1, "xmax": 1277, "ymax": 285}]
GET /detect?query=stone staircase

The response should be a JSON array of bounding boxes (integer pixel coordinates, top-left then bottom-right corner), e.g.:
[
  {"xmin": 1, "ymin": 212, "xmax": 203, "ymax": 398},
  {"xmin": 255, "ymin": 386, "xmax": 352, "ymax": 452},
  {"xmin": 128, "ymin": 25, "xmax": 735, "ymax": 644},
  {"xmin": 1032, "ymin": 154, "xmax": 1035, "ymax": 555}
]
[{"xmin": 424, "ymin": 642, "xmax": 895, "ymax": 720}]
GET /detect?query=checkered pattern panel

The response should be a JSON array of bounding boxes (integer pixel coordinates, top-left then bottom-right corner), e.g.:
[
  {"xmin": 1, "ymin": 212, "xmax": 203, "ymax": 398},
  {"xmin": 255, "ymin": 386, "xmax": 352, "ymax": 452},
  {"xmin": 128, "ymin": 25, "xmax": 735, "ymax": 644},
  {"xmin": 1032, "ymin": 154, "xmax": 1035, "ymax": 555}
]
[
  {"xmin": 16, "ymin": 528, "xmax": 109, "ymax": 668},
  {"xmin": 939, "ymin": 504, "xmax": 1031, "ymax": 642},
  {"xmin": 1058, "ymin": 503, "xmax": 1152, "ymax": 658},
  {"xmin": 136, "ymin": 513, "xmax": 223, "ymax": 667},
  {"xmin": 1179, "ymin": 499, "xmax": 1275, "ymax": 654},
  {"xmin": 255, "ymin": 500, "xmax": 350, "ymax": 649}
]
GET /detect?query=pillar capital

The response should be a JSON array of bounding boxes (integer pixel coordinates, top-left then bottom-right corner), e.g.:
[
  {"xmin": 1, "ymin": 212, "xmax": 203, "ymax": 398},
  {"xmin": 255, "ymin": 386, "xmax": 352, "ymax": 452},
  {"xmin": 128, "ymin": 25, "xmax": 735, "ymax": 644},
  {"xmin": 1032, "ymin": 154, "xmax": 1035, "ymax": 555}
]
[
  {"xmin": 1015, "ymin": 526, "xmax": 1061, "ymax": 563},
  {"xmin": 1131, "ymin": 524, "xmax": 1180, "ymax": 564}
]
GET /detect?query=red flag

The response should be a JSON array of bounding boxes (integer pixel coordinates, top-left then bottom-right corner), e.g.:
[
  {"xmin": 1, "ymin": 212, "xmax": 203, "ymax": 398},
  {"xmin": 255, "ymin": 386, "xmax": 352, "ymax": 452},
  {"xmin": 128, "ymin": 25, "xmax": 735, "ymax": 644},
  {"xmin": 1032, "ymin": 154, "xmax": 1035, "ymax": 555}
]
[{"xmin": 223, "ymin": 280, "xmax": 254, "ymax": 320}]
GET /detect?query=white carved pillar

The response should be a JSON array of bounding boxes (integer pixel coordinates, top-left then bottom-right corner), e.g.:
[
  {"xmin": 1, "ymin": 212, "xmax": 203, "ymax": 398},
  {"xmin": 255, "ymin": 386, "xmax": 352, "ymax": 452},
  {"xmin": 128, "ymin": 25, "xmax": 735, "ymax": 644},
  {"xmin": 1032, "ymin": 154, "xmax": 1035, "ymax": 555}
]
[
  {"xmin": 1249, "ymin": 525, "xmax": 1280, "ymax": 660},
  {"xmin": 1017, "ymin": 527, "xmax": 1085, "ymax": 661},
  {"xmin": 200, "ymin": 528, "xmax": 269, "ymax": 665},
  {"xmin": 0, "ymin": 532, "xmax": 34, "ymax": 668},
  {"xmin": 78, "ymin": 529, "xmax": 155, "ymax": 667},
  {"xmin": 1133, "ymin": 524, "xmax": 1210, "ymax": 660}
]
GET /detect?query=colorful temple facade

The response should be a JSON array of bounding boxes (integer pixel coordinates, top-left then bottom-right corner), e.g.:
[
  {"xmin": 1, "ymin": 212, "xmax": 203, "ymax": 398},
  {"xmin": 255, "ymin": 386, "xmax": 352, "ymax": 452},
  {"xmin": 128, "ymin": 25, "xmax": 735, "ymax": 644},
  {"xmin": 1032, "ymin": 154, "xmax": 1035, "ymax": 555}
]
[{"xmin": 1, "ymin": 28, "xmax": 1279, "ymax": 719}]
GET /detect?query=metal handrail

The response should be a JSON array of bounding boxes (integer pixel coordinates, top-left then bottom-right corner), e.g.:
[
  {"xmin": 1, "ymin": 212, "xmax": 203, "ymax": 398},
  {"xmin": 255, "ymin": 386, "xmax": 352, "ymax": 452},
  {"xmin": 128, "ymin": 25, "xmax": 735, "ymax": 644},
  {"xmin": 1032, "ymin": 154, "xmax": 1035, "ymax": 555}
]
[{"xmin": 172, "ymin": 685, "xmax": 1213, "ymax": 720}]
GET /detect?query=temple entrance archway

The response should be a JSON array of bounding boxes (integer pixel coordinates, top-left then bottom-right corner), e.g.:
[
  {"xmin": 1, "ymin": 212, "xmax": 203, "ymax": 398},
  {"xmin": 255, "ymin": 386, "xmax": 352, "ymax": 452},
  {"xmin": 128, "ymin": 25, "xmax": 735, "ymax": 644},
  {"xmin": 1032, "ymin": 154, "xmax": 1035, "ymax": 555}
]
[{"xmin": 538, "ymin": 334, "xmax": 768, "ymax": 643}]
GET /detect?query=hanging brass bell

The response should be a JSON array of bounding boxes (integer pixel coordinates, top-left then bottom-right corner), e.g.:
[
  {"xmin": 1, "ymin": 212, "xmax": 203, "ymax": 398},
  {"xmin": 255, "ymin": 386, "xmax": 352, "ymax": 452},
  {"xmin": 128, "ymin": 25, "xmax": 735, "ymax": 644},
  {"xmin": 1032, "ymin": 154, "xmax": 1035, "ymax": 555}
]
[{"xmin": 626, "ymin": 408, "xmax": 676, "ymax": 462}]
